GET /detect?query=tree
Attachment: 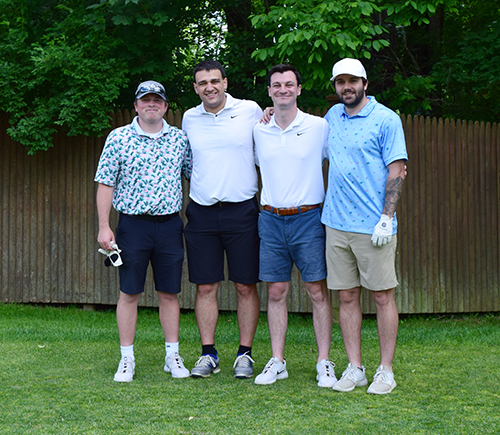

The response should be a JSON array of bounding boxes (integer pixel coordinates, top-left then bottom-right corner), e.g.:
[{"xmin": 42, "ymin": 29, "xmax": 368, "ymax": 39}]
[
  {"xmin": 250, "ymin": 0, "xmax": 500, "ymax": 121},
  {"xmin": 0, "ymin": 0, "xmax": 222, "ymax": 154}
]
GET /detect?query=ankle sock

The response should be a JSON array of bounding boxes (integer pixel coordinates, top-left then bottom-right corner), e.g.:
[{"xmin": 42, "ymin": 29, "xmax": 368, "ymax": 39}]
[
  {"xmin": 237, "ymin": 345, "xmax": 252, "ymax": 357},
  {"xmin": 165, "ymin": 342, "xmax": 179, "ymax": 357},
  {"xmin": 202, "ymin": 344, "xmax": 217, "ymax": 357},
  {"xmin": 120, "ymin": 344, "xmax": 134, "ymax": 360}
]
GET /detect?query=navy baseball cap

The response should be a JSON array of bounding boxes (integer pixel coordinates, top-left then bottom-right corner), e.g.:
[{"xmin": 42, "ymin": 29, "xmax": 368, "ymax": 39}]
[{"xmin": 135, "ymin": 80, "xmax": 167, "ymax": 101}]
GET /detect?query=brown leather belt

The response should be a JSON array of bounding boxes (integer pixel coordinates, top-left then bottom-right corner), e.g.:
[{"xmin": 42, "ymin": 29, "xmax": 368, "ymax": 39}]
[{"xmin": 263, "ymin": 204, "xmax": 320, "ymax": 216}]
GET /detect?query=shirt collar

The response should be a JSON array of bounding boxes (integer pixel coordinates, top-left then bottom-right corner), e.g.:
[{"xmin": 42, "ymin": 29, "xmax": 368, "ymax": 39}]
[
  {"xmin": 197, "ymin": 93, "xmax": 234, "ymax": 115},
  {"xmin": 269, "ymin": 108, "xmax": 305, "ymax": 131},
  {"xmin": 341, "ymin": 96, "xmax": 377, "ymax": 118},
  {"xmin": 132, "ymin": 116, "xmax": 169, "ymax": 137}
]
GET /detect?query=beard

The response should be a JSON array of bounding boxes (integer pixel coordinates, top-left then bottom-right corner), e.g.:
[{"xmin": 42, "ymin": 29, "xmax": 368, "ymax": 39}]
[{"xmin": 337, "ymin": 89, "xmax": 365, "ymax": 108}]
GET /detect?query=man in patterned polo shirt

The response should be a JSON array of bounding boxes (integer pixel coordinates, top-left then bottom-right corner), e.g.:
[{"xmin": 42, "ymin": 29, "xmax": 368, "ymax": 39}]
[
  {"xmin": 95, "ymin": 80, "xmax": 192, "ymax": 382},
  {"xmin": 322, "ymin": 58, "xmax": 407, "ymax": 394}
]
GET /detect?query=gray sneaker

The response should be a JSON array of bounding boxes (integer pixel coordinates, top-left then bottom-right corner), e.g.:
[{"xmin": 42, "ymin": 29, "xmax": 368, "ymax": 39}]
[
  {"xmin": 190, "ymin": 354, "xmax": 221, "ymax": 378},
  {"xmin": 367, "ymin": 365, "xmax": 397, "ymax": 394},
  {"xmin": 332, "ymin": 363, "xmax": 368, "ymax": 392},
  {"xmin": 233, "ymin": 352, "xmax": 255, "ymax": 378}
]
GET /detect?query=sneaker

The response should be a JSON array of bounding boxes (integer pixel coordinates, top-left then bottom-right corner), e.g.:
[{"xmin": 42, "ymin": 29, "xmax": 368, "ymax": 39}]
[
  {"xmin": 114, "ymin": 356, "xmax": 135, "ymax": 382},
  {"xmin": 332, "ymin": 363, "xmax": 368, "ymax": 392},
  {"xmin": 367, "ymin": 365, "xmax": 397, "ymax": 395},
  {"xmin": 164, "ymin": 353, "xmax": 190, "ymax": 378},
  {"xmin": 190, "ymin": 354, "xmax": 220, "ymax": 378},
  {"xmin": 316, "ymin": 359, "xmax": 337, "ymax": 388},
  {"xmin": 233, "ymin": 352, "xmax": 255, "ymax": 379},
  {"xmin": 254, "ymin": 357, "xmax": 288, "ymax": 385}
]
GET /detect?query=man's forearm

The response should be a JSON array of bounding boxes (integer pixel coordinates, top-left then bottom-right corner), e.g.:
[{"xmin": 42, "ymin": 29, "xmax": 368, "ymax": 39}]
[
  {"xmin": 96, "ymin": 183, "xmax": 114, "ymax": 229},
  {"xmin": 382, "ymin": 160, "xmax": 406, "ymax": 218}
]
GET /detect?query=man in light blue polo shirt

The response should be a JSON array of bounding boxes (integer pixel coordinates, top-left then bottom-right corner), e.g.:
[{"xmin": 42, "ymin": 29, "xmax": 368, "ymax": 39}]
[{"xmin": 322, "ymin": 58, "xmax": 407, "ymax": 394}]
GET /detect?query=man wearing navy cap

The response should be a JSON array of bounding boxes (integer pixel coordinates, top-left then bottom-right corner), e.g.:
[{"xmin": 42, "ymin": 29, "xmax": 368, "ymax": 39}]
[{"xmin": 95, "ymin": 80, "xmax": 192, "ymax": 382}]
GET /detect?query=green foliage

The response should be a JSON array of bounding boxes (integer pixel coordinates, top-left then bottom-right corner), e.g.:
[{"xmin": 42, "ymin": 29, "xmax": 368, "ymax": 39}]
[
  {"xmin": 0, "ymin": 0, "xmax": 223, "ymax": 154},
  {"xmin": 431, "ymin": 2, "xmax": 500, "ymax": 122},
  {"xmin": 250, "ymin": 0, "xmax": 500, "ymax": 121}
]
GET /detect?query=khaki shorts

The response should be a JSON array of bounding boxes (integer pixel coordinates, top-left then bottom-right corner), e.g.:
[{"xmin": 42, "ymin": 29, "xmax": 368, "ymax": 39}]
[{"xmin": 325, "ymin": 227, "xmax": 398, "ymax": 291}]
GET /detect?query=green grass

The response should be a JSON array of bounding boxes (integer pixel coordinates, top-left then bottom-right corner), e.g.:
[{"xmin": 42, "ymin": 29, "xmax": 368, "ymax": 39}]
[{"xmin": 1, "ymin": 304, "xmax": 499, "ymax": 435}]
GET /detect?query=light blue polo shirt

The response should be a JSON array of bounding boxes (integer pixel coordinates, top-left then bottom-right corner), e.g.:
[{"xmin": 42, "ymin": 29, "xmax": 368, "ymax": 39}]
[{"xmin": 321, "ymin": 96, "xmax": 408, "ymax": 235}]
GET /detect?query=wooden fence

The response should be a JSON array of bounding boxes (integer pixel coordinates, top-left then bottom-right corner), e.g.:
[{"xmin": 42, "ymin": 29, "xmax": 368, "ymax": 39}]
[{"xmin": 0, "ymin": 110, "xmax": 499, "ymax": 314}]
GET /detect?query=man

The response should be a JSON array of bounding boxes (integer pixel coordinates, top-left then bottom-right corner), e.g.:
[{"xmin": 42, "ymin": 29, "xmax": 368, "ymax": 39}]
[
  {"xmin": 95, "ymin": 80, "xmax": 192, "ymax": 382},
  {"xmin": 182, "ymin": 60, "xmax": 262, "ymax": 378},
  {"xmin": 253, "ymin": 64, "xmax": 335, "ymax": 387},
  {"xmin": 322, "ymin": 58, "xmax": 407, "ymax": 394}
]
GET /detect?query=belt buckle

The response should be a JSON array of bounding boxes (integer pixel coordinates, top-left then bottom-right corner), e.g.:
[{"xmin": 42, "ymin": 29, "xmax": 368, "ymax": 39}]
[{"xmin": 275, "ymin": 208, "xmax": 284, "ymax": 216}]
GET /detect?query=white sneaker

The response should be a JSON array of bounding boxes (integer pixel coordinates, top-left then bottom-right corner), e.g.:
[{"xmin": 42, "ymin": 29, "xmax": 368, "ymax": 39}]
[
  {"xmin": 164, "ymin": 353, "xmax": 190, "ymax": 378},
  {"xmin": 255, "ymin": 357, "xmax": 288, "ymax": 385},
  {"xmin": 114, "ymin": 356, "xmax": 135, "ymax": 382},
  {"xmin": 332, "ymin": 363, "xmax": 368, "ymax": 392},
  {"xmin": 316, "ymin": 359, "xmax": 337, "ymax": 388},
  {"xmin": 367, "ymin": 365, "xmax": 397, "ymax": 395}
]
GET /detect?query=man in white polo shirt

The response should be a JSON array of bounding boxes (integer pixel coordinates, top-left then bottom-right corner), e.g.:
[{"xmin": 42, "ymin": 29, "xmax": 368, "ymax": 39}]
[
  {"xmin": 253, "ymin": 64, "xmax": 335, "ymax": 387},
  {"xmin": 182, "ymin": 60, "xmax": 262, "ymax": 379}
]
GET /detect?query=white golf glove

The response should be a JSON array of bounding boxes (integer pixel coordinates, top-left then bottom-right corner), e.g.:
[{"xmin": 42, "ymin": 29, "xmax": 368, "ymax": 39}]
[
  {"xmin": 371, "ymin": 215, "xmax": 393, "ymax": 247},
  {"xmin": 98, "ymin": 241, "xmax": 123, "ymax": 267}
]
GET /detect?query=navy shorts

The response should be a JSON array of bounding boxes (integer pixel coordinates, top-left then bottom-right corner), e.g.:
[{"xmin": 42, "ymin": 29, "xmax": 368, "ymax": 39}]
[
  {"xmin": 184, "ymin": 197, "xmax": 260, "ymax": 285},
  {"xmin": 116, "ymin": 213, "xmax": 184, "ymax": 295},
  {"xmin": 258, "ymin": 207, "xmax": 327, "ymax": 283}
]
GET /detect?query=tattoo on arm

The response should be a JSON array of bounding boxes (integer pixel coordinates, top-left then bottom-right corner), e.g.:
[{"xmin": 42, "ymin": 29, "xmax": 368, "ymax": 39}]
[{"xmin": 382, "ymin": 176, "xmax": 404, "ymax": 217}]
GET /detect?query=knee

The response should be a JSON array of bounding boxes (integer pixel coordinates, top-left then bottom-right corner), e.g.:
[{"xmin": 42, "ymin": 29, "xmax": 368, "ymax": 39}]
[
  {"xmin": 267, "ymin": 282, "xmax": 288, "ymax": 303},
  {"xmin": 197, "ymin": 283, "xmax": 218, "ymax": 298},
  {"xmin": 119, "ymin": 292, "xmax": 141, "ymax": 305},
  {"xmin": 235, "ymin": 283, "xmax": 257, "ymax": 298},
  {"xmin": 305, "ymin": 281, "xmax": 329, "ymax": 304},
  {"xmin": 371, "ymin": 289, "xmax": 394, "ymax": 307},
  {"xmin": 338, "ymin": 288, "xmax": 360, "ymax": 305}
]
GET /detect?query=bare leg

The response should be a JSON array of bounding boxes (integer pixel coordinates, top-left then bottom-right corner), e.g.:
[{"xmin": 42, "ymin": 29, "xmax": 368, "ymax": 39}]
[
  {"xmin": 116, "ymin": 291, "xmax": 141, "ymax": 346},
  {"xmin": 371, "ymin": 288, "xmax": 398, "ymax": 371},
  {"xmin": 157, "ymin": 291, "xmax": 180, "ymax": 343},
  {"xmin": 304, "ymin": 279, "xmax": 332, "ymax": 362},
  {"xmin": 234, "ymin": 282, "xmax": 260, "ymax": 347},
  {"xmin": 338, "ymin": 287, "xmax": 363, "ymax": 367},
  {"xmin": 195, "ymin": 283, "xmax": 219, "ymax": 345},
  {"xmin": 267, "ymin": 281, "xmax": 289, "ymax": 361}
]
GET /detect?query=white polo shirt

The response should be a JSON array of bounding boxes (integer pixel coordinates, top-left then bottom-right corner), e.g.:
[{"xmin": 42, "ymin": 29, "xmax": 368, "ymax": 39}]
[
  {"xmin": 182, "ymin": 94, "xmax": 263, "ymax": 205},
  {"xmin": 254, "ymin": 109, "xmax": 329, "ymax": 208}
]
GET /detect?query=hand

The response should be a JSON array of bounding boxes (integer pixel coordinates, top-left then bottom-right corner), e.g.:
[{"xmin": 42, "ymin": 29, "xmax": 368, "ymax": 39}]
[
  {"xmin": 259, "ymin": 107, "xmax": 274, "ymax": 124},
  {"xmin": 371, "ymin": 215, "xmax": 393, "ymax": 247},
  {"xmin": 97, "ymin": 227, "xmax": 115, "ymax": 250}
]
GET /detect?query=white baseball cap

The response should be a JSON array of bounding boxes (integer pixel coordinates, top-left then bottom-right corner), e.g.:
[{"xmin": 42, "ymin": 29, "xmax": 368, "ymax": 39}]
[{"xmin": 330, "ymin": 58, "xmax": 367, "ymax": 82}]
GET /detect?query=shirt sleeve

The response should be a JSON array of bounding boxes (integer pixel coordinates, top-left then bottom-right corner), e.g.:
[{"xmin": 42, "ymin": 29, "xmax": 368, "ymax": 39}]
[{"xmin": 94, "ymin": 129, "xmax": 121, "ymax": 186}]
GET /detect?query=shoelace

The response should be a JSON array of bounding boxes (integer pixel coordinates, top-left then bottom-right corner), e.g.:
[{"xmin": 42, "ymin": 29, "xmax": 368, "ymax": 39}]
[
  {"xmin": 319, "ymin": 361, "xmax": 335, "ymax": 377},
  {"xmin": 372, "ymin": 369, "xmax": 391, "ymax": 383},
  {"xmin": 119, "ymin": 357, "xmax": 133, "ymax": 372},
  {"xmin": 168, "ymin": 354, "xmax": 185, "ymax": 368},
  {"xmin": 233, "ymin": 353, "xmax": 255, "ymax": 369},
  {"xmin": 263, "ymin": 358, "xmax": 280, "ymax": 373},
  {"xmin": 195, "ymin": 355, "xmax": 217, "ymax": 368},
  {"xmin": 340, "ymin": 366, "xmax": 360, "ymax": 381}
]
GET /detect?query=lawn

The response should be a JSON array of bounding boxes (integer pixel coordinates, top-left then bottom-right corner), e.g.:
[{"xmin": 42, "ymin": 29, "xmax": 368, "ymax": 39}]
[{"xmin": 0, "ymin": 303, "xmax": 499, "ymax": 434}]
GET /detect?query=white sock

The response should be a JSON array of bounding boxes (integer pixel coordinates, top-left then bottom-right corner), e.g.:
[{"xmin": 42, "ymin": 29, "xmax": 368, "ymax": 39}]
[
  {"xmin": 120, "ymin": 345, "xmax": 134, "ymax": 360},
  {"xmin": 165, "ymin": 342, "xmax": 179, "ymax": 357}
]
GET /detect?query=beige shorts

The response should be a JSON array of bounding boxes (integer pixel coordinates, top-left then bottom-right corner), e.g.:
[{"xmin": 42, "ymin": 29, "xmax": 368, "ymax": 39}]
[{"xmin": 325, "ymin": 227, "xmax": 398, "ymax": 291}]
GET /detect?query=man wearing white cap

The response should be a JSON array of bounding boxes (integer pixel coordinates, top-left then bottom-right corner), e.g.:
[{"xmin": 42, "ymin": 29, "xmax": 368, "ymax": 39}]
[
  {"xmin": 95, "ymin": 80, "xmax": 192, "ymax": 382},
  {"xmin": 322, "ymin": 58, "xmax": 407, "ymax": 394}
]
